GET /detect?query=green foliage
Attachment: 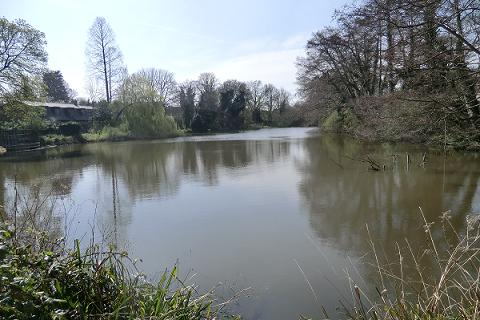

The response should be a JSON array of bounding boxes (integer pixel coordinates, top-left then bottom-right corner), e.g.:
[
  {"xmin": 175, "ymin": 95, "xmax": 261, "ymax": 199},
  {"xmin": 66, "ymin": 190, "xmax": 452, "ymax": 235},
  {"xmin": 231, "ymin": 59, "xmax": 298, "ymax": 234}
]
[
  {"xmin": 0, "ymin": 18, "xmax": 48, "ymax": 94},
  {"xmin": 124, "ymin": 101, "xmax": 178, "ymax": 139},
  {"xmin": 322, "ymin": 108, "xmax": 359, "ymax": 133},
  {"xmin": 0, "ymin": 100, "xmax": 46, "ymax": 131},
  {"xmin": 219, "ymin": 80, "xmax": 248, "ymax": 130},
  {"xmin": 40, "ymin": 134, "xmax": 74, "ymax": 146},
  {"xmin": 0, "ymin": 224, "xmax": 217, "ymax": 319},
  {"xmin": 81, "ymin": 125, "xmax": 130, "ymax": 142},
  {"xmin": 179, "ymin": 85, "xmax": 195, "ymax": 129},
  {"xmin": 43, "ymin": 70, "xmax": 70, "ymax": 102},
  {"xmin": 58, "ymin": 122, "xmax": 81, "ymax": 136},
  {"xmin": 92, "ymin": 100, "xmax": 113, "ymax": 129},
  {"xmin": 191, "ymin": 109, "xmax": 218, "ymax": 133}
]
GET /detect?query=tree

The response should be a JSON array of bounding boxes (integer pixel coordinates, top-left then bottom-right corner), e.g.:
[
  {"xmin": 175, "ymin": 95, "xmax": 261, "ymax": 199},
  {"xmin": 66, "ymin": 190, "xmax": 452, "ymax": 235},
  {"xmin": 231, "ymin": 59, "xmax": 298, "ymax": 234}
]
[
  {"xmin": 124, "ymin": 101, "xmax": 177, "ymax": 138},
  {"xmin": 191, "ymin": 73, "xmax": 219, "ymax": 132},
  {"xmin": 247, "ymin": 80, "xmax": 265, "ymax": 123},
  {"xmin": 263, "ymin": 84, "xmax": 278, "ymax": 125},
  {"xmin": 276, "ymin": 88, "xmax": 290, "ymax": 114},
  {"xmin": 136, "ymin": 68, "xmax": 177, "ymax": 107},
  {"xmin": 86, "ymin": 17, "xmax": 123, "ymax": 103},
  {"xmin": 219, "ymin": 80, "xmax": 248, "ymax": 130},
  {"xmin": 297, "ymin": 0, "xmax": 480, "ymax": 144},
  {"xmin": 118, "ymin": 72, "xmax": 159, "ymax": 105},
  {"xmin": 178, "ymin": 81, "xmax": 196, "ymax": 129},
  {"xmin": 43, "ymin": 70, "xmax": 70, "ymax": 102},
  {"xmin": 0, "ymin": 18, "xmax": 47, "ymax": 94},
  {"xmin": 196, "ymin": 72, "xmax": 219, "ymax": 111},
  {"xmin": 0, "ymin": 100, "xmax": 45, "ymax": 131}
]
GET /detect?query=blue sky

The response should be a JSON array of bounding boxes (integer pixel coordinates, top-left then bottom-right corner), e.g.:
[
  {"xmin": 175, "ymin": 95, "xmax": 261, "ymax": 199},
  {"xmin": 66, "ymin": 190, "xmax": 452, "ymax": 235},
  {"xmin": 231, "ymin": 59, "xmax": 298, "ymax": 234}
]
[{"xmin": 1, "ymin": 0, "xmax": 350, "ymax": 97}]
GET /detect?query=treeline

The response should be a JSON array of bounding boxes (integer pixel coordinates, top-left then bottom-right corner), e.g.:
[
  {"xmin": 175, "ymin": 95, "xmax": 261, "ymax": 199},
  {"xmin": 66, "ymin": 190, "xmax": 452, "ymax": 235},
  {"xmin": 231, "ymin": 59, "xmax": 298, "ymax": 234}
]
[
  {"xmin": 85, "ymin": 17, "xmax": 299, "ymax": 133},
  {"xmin": 297, "ymin": 0, "xmax": 480, "ymax": 148},
  {"xmin": 0, "ymin": 17, "xmax": 302, "ymax": 142}
]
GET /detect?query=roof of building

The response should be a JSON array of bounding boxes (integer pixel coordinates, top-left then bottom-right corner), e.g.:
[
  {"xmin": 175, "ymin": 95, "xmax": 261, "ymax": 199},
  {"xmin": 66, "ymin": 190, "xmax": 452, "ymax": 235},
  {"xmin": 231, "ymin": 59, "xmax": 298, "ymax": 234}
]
[{"xmin": 24, "ymin": 101, "xmax": 94, "ymax": 110}]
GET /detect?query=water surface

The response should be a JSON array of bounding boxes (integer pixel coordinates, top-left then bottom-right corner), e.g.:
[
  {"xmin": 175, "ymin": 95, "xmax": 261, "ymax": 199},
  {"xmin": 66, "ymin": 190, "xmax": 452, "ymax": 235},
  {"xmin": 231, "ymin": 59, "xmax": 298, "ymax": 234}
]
[{"xmin": 1, "ymin": 128, "xmax": 480, "ymax": 319}]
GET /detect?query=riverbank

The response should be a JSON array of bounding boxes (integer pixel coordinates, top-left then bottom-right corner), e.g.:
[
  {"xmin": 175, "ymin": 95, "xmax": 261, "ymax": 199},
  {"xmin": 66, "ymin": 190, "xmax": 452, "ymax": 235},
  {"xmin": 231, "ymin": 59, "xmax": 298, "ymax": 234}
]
[
  {"xmin": 320, "ymin": 98, "xmax": 480, "ymax": 152},
  {"xmin": 0, "ymin": 124, "xmax": 279, "ymax": 156},
  {"xmin": 0, "ymin": 221, "xmax": 223, "ymax": 319}
]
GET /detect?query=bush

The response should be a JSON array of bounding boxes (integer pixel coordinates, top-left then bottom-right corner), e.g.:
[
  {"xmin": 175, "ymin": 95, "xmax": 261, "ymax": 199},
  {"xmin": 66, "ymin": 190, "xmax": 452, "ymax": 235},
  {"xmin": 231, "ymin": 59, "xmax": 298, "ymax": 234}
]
[
  {"xmin": 0, "ymin": 100, "xmax": 46, "ymax": 132},
  {"xmin": 92, "ymin": 100, "xmax": 113, "ymax": 130},
  {"xmin": 81, "ymin": 125, "xmax": 130, "ymax": 142},
  {"xmin": 40, "ymin": 134, "xmax": 74, "ymax": 146},
  {"xmin": 58, "ymin": 122, "xmax": 81, "ymax": 136},
  {"xmin": 124, "ymin": 102, "xmax": 178, "ymax": 138}
]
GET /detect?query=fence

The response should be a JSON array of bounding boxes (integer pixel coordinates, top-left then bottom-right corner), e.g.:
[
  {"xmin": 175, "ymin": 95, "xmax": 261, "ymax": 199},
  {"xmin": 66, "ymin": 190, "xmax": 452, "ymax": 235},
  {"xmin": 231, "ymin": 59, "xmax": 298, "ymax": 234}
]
[{"xmin": 0, "ymin": 129, "xmax": 40, "ymax": 152}]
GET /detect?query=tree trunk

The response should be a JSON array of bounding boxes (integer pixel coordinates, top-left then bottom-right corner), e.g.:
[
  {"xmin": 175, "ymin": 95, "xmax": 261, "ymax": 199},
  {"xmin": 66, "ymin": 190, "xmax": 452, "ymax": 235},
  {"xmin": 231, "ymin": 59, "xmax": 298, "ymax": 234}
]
[{"xmin": 102, "ymin": 46, "xmax": 110, "ymax": 103}]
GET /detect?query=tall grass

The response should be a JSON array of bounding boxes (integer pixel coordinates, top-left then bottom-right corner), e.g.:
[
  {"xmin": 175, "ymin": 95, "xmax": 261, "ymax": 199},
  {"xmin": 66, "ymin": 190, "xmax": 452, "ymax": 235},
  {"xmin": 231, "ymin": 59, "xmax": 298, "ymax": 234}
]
[
  {"xmin": 326, "ymin": 210, "xmax": 480, "ymax": 320},
  {"xmin": 0, "ymin": 183, "xmax": 234, "ymax": 319}
]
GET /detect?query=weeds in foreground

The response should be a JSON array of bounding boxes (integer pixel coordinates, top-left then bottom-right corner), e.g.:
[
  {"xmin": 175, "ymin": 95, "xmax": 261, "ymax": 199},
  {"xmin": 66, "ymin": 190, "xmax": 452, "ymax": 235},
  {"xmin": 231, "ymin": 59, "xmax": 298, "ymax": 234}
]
[
  {"xmin": 0, "ymin": 222, "xmax": 225, "ymax": 319},
  {"xmin": 0, "ymin": 183, "xmax": 236, "ymax": 319},
  {"xmin": 323, "ymin": 210, "xmax": 480, "ymax": 320}
]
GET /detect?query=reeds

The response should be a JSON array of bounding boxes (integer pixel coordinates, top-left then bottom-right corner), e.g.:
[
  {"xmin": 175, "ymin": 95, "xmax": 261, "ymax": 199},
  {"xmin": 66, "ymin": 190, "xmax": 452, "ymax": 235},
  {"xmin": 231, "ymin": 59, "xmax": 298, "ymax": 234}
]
[{"xmin": 332, "ymin": 209, "xmax": 480, "ymax": 320}]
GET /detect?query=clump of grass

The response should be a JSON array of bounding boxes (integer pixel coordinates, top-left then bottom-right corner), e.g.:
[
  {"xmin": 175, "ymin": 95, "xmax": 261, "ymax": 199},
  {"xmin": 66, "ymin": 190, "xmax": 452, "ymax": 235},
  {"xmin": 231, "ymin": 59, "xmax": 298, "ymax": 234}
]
[
  {"xmin": 40, "ymin": 134, "xmax": 74, "ymax": 146},
  {"xmin": 81, "ymin": 125, "xmax": 130, "ymax": 142},
  {"xmin": 328, "ymin": 210, "xmax": 480, "ymax": 320}
]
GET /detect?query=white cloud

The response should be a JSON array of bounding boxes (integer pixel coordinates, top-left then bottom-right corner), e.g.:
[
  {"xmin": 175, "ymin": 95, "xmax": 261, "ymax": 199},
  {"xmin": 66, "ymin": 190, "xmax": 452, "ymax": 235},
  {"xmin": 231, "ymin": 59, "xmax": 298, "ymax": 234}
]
[
  {"xmin": 208, "ymin": 48, "xmax": 303, "ymax": 93},
  {"xmin": 180, "ymin": 33, "xmax": 308, "ymax": 94}
]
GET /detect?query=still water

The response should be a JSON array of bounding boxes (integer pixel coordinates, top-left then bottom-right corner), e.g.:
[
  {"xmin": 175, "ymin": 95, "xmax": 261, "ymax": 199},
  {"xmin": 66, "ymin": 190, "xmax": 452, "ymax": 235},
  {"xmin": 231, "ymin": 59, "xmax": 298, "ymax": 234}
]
[{"xmin": 1, "ymin": 128, "xmax": 480, "ymax": 319}]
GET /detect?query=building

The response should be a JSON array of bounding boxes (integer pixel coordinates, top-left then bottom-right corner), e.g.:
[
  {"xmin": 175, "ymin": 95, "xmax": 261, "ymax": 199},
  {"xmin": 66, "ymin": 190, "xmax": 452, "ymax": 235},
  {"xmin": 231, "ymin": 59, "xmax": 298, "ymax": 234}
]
[{"xmin": 24, "ymin": 101, "xmax": 93, "ymax": 122}]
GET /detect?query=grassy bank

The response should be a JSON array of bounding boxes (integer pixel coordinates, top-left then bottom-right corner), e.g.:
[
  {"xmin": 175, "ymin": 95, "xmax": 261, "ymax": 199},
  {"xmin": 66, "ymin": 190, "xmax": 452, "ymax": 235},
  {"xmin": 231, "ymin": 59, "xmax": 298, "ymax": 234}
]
[
  {"xmin": 0, "ymin": 227, "xmax": 220, "ymax": 319},
  {"xmin": 0, "ymin": 189, "xmax": 233, "ymax": 319}
]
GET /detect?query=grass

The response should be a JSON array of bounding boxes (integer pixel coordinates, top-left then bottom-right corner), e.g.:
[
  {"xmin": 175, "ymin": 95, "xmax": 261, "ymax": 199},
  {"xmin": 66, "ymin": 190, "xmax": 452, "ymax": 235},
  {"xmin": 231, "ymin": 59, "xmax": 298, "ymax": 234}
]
[
  {"xmin": 81, "ymin": 125, "xmax": 131, "ymax": 142},
  {"xmin": 0, "ymin": 184, "xmax": 236, "ymax": 319},
  {"xmin": 40, "ymin": 134, "xmax": 75, "ymax": 146},
  {"xmin": 0, "ymin": 229, "xmax": 219, "ymax": 319},
  {"xmin": 317, "ymin": 209, "xmax": 480, "ymax": 320}
]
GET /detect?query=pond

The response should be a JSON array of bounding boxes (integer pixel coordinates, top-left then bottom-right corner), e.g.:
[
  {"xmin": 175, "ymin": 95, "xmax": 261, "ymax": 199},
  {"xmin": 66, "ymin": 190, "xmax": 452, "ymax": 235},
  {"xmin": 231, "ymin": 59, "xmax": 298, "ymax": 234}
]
[{"xmin": 1, "ymin": 127, "xmax": 480, "ymax": 319}]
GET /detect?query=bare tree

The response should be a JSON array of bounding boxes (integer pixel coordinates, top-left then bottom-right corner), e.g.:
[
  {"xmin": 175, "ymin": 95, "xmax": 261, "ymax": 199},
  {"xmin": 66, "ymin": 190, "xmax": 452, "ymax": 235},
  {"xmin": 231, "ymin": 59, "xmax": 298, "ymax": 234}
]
[
  {"xmin": 136, "ymin": 68, "xmax": 177, "ymax": 107},
  {"xmin": 86, "ymin": 17, "xmax": 123, "ymax": 103},
  {"xmin": 247, "ymin": 80, "xmax": 265, "ymax": 123},
  {"xmin": 263, "ymin": 83, "xmax": 278, "ymax": 124},
  {"xmin": 0, "ymin": 18, "xmax": 47, "ymax": 94},
  {"xmin": 197, "ymin": 72, "xmax": 219, "ymax": 110}
]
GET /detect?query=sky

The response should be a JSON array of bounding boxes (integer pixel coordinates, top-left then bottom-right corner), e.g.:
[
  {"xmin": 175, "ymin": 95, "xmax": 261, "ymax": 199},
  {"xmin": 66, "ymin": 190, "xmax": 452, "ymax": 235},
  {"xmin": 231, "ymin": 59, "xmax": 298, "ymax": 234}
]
[{"xmin": 1, "ymin": 0, "xmax": 350, "ymax": 98}]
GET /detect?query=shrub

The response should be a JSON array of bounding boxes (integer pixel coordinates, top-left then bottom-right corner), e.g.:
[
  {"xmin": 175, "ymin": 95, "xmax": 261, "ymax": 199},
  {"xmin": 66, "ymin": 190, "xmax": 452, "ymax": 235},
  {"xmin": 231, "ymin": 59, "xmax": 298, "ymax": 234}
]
[
  {"xmin": 92, "ymin": 100, "xmax": 113, "ymax": 130},
  {"xmin": 40, "ymin": 134, "xmax": 74, "ymax": 146},
  {"xmin": 58, "ymin": 122, "xmax": 81, "ymax": 136},
  {"xmin": 124, "ymin": 102, "xmax": 178, "ymax": 138},
  {"xmin": 81, "ymin": 125, "xmax": 130, "ymax": 142},
  {"xmin": 0, "ymin": 100, "xmax": 46, "ymax": 131}
]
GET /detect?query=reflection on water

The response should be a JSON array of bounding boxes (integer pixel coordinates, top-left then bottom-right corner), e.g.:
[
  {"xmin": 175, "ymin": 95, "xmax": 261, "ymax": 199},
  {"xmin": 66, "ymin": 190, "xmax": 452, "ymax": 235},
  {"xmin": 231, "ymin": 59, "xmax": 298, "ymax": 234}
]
[{"xmin": 1, "ymin": 128, "xmax": 480, "ymax": 319}]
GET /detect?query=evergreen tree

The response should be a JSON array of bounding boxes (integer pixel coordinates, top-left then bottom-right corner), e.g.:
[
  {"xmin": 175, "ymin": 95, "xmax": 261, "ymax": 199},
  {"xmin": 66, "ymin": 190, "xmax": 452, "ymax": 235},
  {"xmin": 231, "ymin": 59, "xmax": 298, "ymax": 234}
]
[{"xmin": 43, "ymin": 70, "xmax": 70, "ymax": 102}]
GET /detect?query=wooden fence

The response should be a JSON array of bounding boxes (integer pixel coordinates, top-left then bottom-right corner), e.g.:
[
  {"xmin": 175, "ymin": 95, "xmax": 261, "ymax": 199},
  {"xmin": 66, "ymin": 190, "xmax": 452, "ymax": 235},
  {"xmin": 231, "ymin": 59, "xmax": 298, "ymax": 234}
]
[{"xmin": 0, "ymin": 129, "xmax": 40, "ymax": 152}]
